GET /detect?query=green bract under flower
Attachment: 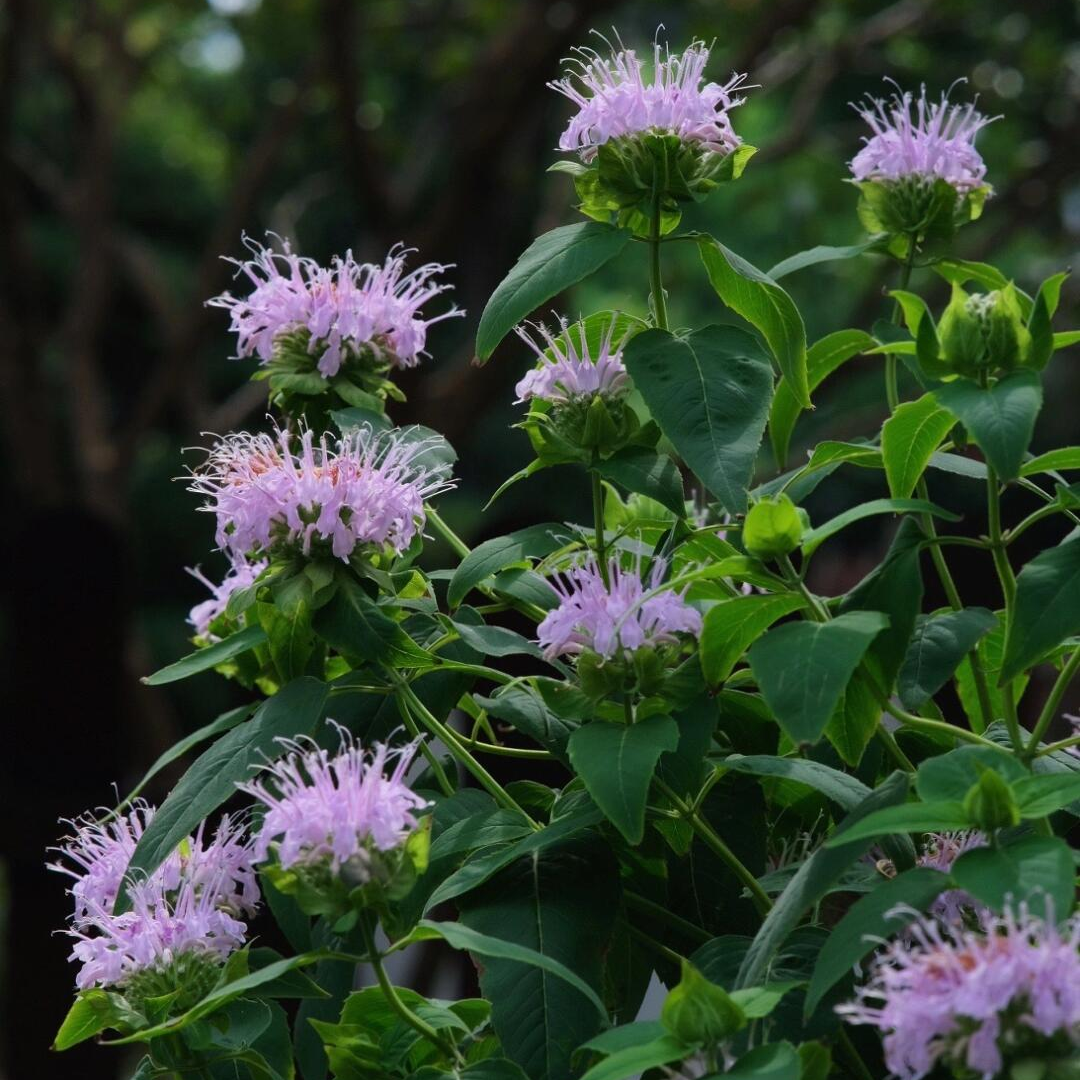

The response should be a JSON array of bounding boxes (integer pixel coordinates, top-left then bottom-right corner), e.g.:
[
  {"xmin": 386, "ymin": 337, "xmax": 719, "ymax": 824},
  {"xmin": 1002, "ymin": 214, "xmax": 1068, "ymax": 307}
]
[{"xmin": 555, "ymin": 134, "xmax": 757, "ymax": 236}]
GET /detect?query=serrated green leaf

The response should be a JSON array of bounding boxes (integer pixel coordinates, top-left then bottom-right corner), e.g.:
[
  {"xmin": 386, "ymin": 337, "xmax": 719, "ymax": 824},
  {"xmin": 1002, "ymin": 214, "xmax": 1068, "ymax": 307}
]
[
  {"xmin": 934, "ymin": 371, "xmax": 1043, "ymax": 481},
  {"xmin": 898, "ymin": 608, "xmax": 998, "ymax": 709},
  {"xmin": 698, "ymin": 239, "xmax": 809, "ymax": 407},
  {"xmin": 1001, "ymin": 537, "xmax": 1080, "ymax": 682},
  {"xmin": 747, "ymin": 612, "xmax": 889, "ymax": 745},
  {"xmin": 623, "ymin": 325, "xmax": 773, "ymax": 515},
  {"xmin": 142, "ymin": 625, "xmax": 268, "ymax": 686},
  {"xmin": 882, "ymin": 394, "xmax": 956, "ymax": 498},
  {"xmin": 567, "ymin": 716, "xmax": 679, "ymax": 843},
  {"xmin": 700, "ymin": 594, "xmax": 806, "ymax": 686},
  {"xmin": 476, "ymin": 223, "xmax": 631, "ymax": 360}
]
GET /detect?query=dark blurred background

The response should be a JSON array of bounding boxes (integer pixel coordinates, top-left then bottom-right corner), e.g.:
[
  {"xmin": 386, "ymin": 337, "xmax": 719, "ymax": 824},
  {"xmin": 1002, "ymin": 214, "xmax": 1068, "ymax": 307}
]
[{"xmin": 2, "ymin": 0, "xmax": 1079, "ymax": 1075}]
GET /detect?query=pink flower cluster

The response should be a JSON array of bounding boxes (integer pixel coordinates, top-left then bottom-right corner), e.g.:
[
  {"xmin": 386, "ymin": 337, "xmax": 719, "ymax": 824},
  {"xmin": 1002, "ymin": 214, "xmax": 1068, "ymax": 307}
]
[
  {"xmin": 187, "ymin": 557, "xmax": 268, "ymax": 639},
  {"xmin": 550, "ymin": 39, "xmax": 748, "ymax": 162},
  {"xmin": 514, "ymin": 317, "xmax": 631, "ymax": 405},
  {"xmin": 208, "ymin": 236, "xmax": 462, "ymax": 376},
  {"xmin": 537, "ymin": 557, "xmax": 701, "ymax": 662},
  {"xmin": 839, "ymin": 905, "xmax": 1080, "ymax": 1080},
  {"xmin": 850, "ymin": 84, "xmax": 994, "ymax": 193},
  {"xmin": 189, "ymin": 424, "xmax": 454, "ymax": 562},
  {"xmin": 51, "ymin": 805, "xmax": 259, "ymax": 991},
  {"xmin": 239, "ymin": 726, "xmax": 429, "ymax": 873}
]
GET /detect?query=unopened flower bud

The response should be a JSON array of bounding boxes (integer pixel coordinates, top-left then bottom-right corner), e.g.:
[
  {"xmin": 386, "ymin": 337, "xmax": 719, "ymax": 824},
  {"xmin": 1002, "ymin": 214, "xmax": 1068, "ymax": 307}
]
[{"xmin": 742, "ymin": 495, "xmax": 803, "ymax": 561}]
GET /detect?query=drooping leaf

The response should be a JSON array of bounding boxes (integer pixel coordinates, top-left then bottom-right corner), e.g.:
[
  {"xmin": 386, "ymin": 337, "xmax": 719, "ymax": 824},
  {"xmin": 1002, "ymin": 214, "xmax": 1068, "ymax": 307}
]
[
  {"xmin": 623, "ymin": 325, "xmax": 774, "ymax": 515},
  {"xmin": 700, "ymin": 594, "xmax": 806, "ymax": 686},
  {"xmin": 698, "ymin": 238, "xmax": 809, "ymax": 407},
  {"xmin": 725, "ymin": 1041, "xmax": 801, "ymax": 1080},
  {"xmin": 839, "ymin": 517, "xmax": 925, "ymax": 692},
  {"xmin": 722, "ymin": 754, "xmax": 871, "ymax": 811},
  {"xmin": 802, "ymin": 498, "xmax": 957, "ymax": 556},
  {"xmin": 934, "ymin": 371, "xmax": 1043, "ymax": 481},
  {"xmin": 747, "ymin": 612, "xmax": 889, "ymax": 745},
  {"xmin": 595, "ymin": 448, "xmax": 685, "ymax": 517},
  {"xmin": 142, "ymin": 625, "xmax": 268, "ymax": 686},
  {"xmin": 769, "ymin": 330, "xmax": 874, "ymax": 467},
  {"xmin": 898, "ymin": 608, "xmax": 998, "ymax": 709},
  {"xmin": 476, "ymin": 223, "xmax": 632, "ymax": 360},
  {"xmin": 567, "ymin": 716, "xmax": 680, "ymax": 843},
  {"xmin": 1000, "ymin": 536, "xmax": 1080, "ymax": 682},
  {"xmin": 882, "ymin": 394, "xmax": 956, "ymax": 499},
  {"xmin": 767, "ymin": 240, "xmax": 882, "ymax": 281},
  {"xmin": 448, "ymin": 524, "xmax": 568, "ymax": 609},
  {"xmin": 453, "ymin": 839, "xmax": 616, "ymax": 1080},
  {"xmin": 824, "ymin": 802, "xmax": 972, "ymax": 845},
  {"xmin": 117, "ymin": 678, "xmax": 329, "ymax": 912},
  {"xmin": 313, "ymin": 576, "xmax": 431, "ymax": 667}
]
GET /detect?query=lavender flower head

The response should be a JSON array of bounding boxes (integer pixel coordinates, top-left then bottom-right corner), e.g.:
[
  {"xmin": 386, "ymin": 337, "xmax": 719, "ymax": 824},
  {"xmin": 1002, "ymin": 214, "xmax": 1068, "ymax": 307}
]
[
  {"xmin": 51, "ymin": 806, "xmax": 259, "ymax": 993},
  {"xmin": 208, "ymin": 236, "xmax": 462, "ymax": 377},
  {"xmin": 850, "ymin": 83, "xmax": 994, "ymax": 194},
  {"xmin": 514, "ymin": 317, "xmax": 631, "ymax": 405},
  {"xmin": 917, "ymin": 830, "xmax": 989, "ymax": 925},
  {"xmin": 187, "ymin": 557, "xmax": 268, "ymax": 639},
  {"xmin": 838, "ymin": 904, "xmax": 1080, "ymax": 1080},
  {"xmin": 537, "ymin": 556, "xmax": 702, "ymax": 662},
  {"xmin": 239, "ymin": 726, "xmax": 429, "ymax": 876},
  {"xmin": 189, "ymin": 423, "xmax": 454, "ymax": 562},
  {"xmin": 550, "ymin": 37, "xmax": 748, "ymax": 162}
]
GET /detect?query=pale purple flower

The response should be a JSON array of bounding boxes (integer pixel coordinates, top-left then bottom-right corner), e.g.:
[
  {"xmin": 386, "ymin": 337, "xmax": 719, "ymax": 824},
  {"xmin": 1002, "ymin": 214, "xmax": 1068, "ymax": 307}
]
[
  {"xmin": 550, "ymin": 38, "xmax": 748, "ymax": 162},
  {"xmin": 240, "ymin": 725, "xmax": 429, "ymax": 874},
  {"xmin": 187, "ymin": 557, "xmax": 268, "ymax": 639},
  {"xmin": 189, "ymin": 424, "xmax": 454, "ymax": 562},
  {"xmin": 514, "ymin": 317, "xmax": 631, "ymax": 405},
  {"xmin": 208, "ymin": 235, "xmax": 462, "ymax": 376},
  {"xmin": 839, "ymin": 904, "xmax": 1080, "ymax": 1080},
  {"xmin": 850, "ymin": 83, "xmax": 995, "ymax": 193},
  {"xmin": 52, "ymin": 808, "xmax": 259, "ymax": 991},
  {"xmin": 537, "ymin": 556, "xmax": 702, "ymax": 662},
  {"xmin": 917, "ymin": 830, "xmax": 989, "ymax": 925}
]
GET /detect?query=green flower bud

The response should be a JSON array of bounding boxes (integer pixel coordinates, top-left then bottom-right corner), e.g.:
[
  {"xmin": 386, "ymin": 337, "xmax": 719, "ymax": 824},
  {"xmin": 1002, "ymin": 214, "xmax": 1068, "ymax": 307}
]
[
  {"xmin": 939, "ymin": 284, "xmax": 1030, "ymax": 376},
  {"xmin": 855, "ymin": 177, "xmax": 987, "ymax": 252},
  {"xmin": 962, "ymin": 767, "xmax": 1020, "ymax": 831},
  {"xmin": 661, "ymin": 960, "xmax": 746, "ymax": 1047},
  {"xmin": 743, "ymin": 495, "xmax": 803, "ymax": 561}
]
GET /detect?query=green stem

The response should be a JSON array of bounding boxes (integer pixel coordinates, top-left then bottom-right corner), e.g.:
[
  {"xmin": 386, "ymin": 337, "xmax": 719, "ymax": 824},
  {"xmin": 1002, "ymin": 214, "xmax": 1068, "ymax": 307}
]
[
  {"xmin": 1034, "ymin": 731, "xmax": 1080, "ymax": 758},
  {"xmin": 591, "ymin": 468, "xmax": 609, "ymax": 586},
  {"xmin": 393, "ymin": 677, "xmax": 539, "ymax": 827},
  {"xmin": 655, "ymin": 777, "xmax": 772, "ymax": 914},
  {"xmin": 432, "ymin": 659, "xmax": 516, "ymax": 685},
  {"xmin": 396, "ymin": 696, "xmax": 455, "ymax": 798},
  {"xmin": 649, "ymin": 187, "xmax": 669, "ymax": 331},
  {"xmin": 918, "ymin": 476, "xmax": 996, "ymax": 733},
  {"xmin": 627, "ymin": 923, "xmax": 687, "ymax": 967},
  {"xmin": 779, "ymin": 554, "xmax": 829, "ymax": 622},
  {"xmin": 876, "ymin": 723, "xmax": 916, "ymax": 773},
  {"xmin": 360, "ymin": 916, "xmax": 463, "ymax": 1065},
  {"xmin": 877, "ymin": 693, "xmax": 999, "ymax": 748},
  {"xmin": 885, "ymin": 235, "xmax": 918, "ymax": 410},
  {"xmin": 986, "ymin": 463, "xmax": 1024, "ymax": 751},
  {"xmin": 1026, "ymin": 649, "xmax": 1080, "ymax": 758},
  {"xmin": 467, "ymin": 741, "xmax": 553, "ymax": 760}
]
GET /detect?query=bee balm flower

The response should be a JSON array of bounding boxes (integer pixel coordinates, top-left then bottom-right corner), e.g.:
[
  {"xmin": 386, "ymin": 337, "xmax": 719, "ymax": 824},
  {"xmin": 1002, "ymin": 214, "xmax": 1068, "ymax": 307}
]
[
  {"xmin": 189, "ymin": 424, "xmax": 454, "ymax": 563},
  {"xmin": 51, "ymin": 808, "xmax": 259, "ymax": 997},
  {"xmin": 187, "ymin": 557, "xmax": 268, "ymax": 639},
  {"xmin": 208, "ymin": 236, "xmax": 462, "ymax": 377},
  {"xmin": 537, "ymin": 557, "xmax": 701, "ymax": 662},
  {"xmin": 550, "ymin": 38, "xmax": 748, "ymax": 162},
  {"xmin": 514, "ymin": 317, "xmax": 630, "ymax": 405},
  {"xmin": 240, "ymin": 727, "xmax": 429, "ymax": 892},
  {"xmin": 838, "ymin": 905, "xmax": 1080, "ymax": 1080},
  {"xmin": 851, "ymin": 83, "xmax": 994, "ymax": 194}
]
